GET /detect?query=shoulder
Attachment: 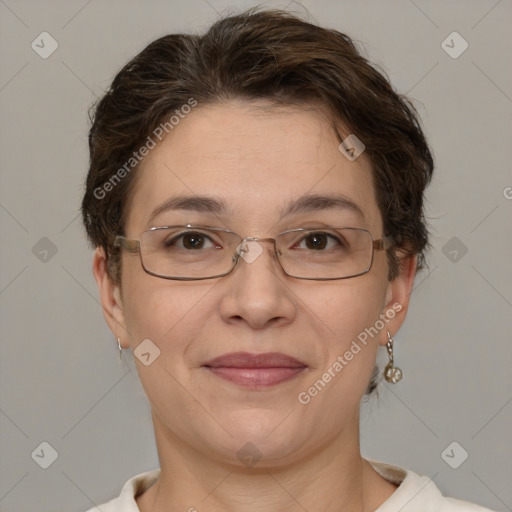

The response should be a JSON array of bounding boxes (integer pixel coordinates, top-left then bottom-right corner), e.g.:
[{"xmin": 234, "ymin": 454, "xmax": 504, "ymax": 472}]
[
  {"xmin": 368, "ymin": 459, "xmax": 497, "ymax": 512},
  {"xmin": 83, "ymin": 468, "xmax": 160, "ymax": 512}
]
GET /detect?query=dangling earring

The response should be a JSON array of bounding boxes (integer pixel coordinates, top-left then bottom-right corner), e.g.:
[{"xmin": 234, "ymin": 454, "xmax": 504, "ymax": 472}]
[
  {"xmin": 117, "ymin": 338, "xmax": 123, "ymax": 360},
  {"xmin": 384, "ymin": 331, "xmax": 403, "ymax": 383}
]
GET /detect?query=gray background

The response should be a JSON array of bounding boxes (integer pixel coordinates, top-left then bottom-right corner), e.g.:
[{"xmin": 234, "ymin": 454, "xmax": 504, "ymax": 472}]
[{"xmin": 0, "ymin": 0, "xmax": 511, "ymax": 511}]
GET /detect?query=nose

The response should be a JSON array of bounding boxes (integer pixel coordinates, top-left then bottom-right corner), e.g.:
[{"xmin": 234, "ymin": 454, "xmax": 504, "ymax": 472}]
[{"xmin": 218, "ymin": 239, "xmax": 297, "ymax": 330}]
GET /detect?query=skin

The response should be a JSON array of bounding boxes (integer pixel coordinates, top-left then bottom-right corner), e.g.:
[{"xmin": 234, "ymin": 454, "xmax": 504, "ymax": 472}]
[{"xmin": 93, "ymin": 100, "xmax": 416, "ymax": 512}]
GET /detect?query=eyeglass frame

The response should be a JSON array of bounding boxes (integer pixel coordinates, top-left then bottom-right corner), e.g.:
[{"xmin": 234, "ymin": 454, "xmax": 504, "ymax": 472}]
[{"xmin": 113, "ymin": 224, "xmax": 393, "ymax": 281}]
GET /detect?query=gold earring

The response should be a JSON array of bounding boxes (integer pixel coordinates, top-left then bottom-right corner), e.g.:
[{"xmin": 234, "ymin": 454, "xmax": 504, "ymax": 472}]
[{"xmin": 384, "ymin": 331, "xmax": 403, "ymax": 383}]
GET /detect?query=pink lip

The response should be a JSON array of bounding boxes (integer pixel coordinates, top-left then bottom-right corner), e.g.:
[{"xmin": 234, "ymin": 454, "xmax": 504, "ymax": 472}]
[{"xmin": 203, "ymin": 352, "xmax": 307, "ymax": 389}]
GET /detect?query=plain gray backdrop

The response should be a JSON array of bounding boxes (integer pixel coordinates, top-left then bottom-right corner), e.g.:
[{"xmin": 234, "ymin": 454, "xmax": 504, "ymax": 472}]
[{"xmin": 0, "ymin": 1, "xmax": 511, "ymax": 511}]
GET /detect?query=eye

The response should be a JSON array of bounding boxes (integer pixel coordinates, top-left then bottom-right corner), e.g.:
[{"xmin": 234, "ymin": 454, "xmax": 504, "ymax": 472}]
[
  {"xmin": 296, "ymin": 232, "xmax": 345, "ymax": 251},
  {"xmin": 164, "ymin": 231, "xmax": 218, "ymax": 250}
]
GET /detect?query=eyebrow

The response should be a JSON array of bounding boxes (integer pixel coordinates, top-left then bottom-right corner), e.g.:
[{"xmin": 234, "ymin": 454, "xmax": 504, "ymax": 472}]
[
  {"xmin": 147, "ymin": 192, "xmax": 365, "ymax": 226},
  {"xmin": 280, "ymin": 193, "xmax": 365, "ymax": 221}
]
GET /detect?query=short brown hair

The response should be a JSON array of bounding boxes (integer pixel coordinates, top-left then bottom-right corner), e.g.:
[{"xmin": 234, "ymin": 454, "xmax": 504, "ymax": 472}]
[{"xmin": 82, "ymin": 8, "xmax": 434, "ymax": 392}]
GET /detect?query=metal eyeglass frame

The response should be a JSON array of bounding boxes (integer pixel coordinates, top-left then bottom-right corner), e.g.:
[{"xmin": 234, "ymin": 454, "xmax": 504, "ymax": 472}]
[{"xmin": 113, "ymin": 224, "xmax": 393, "ymax": 281}]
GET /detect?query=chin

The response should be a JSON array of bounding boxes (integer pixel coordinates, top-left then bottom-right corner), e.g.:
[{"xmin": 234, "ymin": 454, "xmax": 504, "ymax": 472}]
[
  {"xmin": 202, "ymin": 409, "xmax": 311, "ymax": 466},
  {"xmin": 214, "ymin": 435, "xmax": 305, "ymax": 470}
]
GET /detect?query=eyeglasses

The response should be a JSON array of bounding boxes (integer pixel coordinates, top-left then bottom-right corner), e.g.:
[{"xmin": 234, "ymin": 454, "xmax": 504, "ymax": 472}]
[{"xmin": 114, "ymin": 225, "xmax": 392, "ymax": 281}]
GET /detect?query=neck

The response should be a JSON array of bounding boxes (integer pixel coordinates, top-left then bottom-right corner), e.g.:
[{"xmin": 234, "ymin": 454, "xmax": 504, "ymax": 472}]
[{"xmin": 136, "ymin": 412, "xmax": 397, "ymax": 512}]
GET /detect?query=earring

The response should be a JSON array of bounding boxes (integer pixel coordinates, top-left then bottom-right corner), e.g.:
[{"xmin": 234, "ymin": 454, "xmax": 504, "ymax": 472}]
[
  {"xmin": 384, "ymin": 331, "xmax": 403, "ymax": 383},
  {"xmin": 117, "ymin": 338, "xmax": 123, "ymax": 360}
]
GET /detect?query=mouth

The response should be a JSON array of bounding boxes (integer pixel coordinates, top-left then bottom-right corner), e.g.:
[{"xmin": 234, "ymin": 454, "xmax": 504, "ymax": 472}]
[{"xmin": 202, "ymin": 352, "xmax": 307, "ymax": 390}]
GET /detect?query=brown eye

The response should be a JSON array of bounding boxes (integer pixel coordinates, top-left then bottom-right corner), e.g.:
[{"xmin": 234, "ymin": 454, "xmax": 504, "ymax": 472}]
[
  {"xmin": 299, "ymin": 232, "xmax": 346, "ymax": 251},
  {"xmin": 182, "ymin": 233, "xmax": 206, "ymax": 249},
  {"xmin": 305, "ymin": 233, "xmax": 328, "ymax": 250},
  {"xmin": 163, "ymin": 232, "xmax": 216, "ymax": 250}
]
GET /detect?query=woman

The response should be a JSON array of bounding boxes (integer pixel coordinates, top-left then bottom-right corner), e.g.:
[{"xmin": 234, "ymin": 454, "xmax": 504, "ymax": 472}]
[{"xmin": 82, "ymin": 8, "xmax": 495, "ymax": 511}]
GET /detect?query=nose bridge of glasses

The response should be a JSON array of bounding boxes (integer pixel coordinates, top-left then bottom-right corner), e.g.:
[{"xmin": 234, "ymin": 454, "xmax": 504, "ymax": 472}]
[
  {"xmin": 235, "ymin": 236, "xmax": 281, "ymax": 266},
  {"xmin": 241, "ymin": 236, "xmax": 277, "ymax": 245}
]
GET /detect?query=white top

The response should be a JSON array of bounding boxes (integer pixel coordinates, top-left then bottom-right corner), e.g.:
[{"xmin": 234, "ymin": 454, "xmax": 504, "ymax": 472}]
[{"xmin": 85, "ymin": 460, "xmax": 496, "ymax": 511}]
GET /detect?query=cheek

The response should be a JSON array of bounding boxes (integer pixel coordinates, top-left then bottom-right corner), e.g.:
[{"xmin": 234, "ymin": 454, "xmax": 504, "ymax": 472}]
[
  {"xmin": 299, "ymin": 275, "xmax": 387, "ymax": 395},
  {"xmin": 289, "ymin": 278, "xmax": 388, "ymax": 441},
  {"xmin": 306, "ymin": 274, "xmax": 388, "ymax": 344},
  {"xmin": 121, "ymin": 258, "xmax": 213, "ymax": 350}
]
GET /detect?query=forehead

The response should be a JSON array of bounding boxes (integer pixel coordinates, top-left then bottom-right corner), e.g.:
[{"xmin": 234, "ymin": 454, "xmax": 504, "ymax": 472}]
[{"xmin": 124, "ymin": 101, "xmax": 382, "ymax": 234}]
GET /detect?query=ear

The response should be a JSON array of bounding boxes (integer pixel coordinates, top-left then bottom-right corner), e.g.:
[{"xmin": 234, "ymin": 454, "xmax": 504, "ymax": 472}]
[
  {"xmin": 92, "ymin": 247, "xmax": 129, "ymax": 348},
  {"xmin": 379, "ymin": 253, "xmax": 417, "ymax": 346}
]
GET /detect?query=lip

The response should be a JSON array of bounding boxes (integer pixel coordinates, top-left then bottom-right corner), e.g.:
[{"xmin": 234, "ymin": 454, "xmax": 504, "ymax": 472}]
[{"xmin": 203, "ymin": 352, "xmax": 307, "ymax": 389}]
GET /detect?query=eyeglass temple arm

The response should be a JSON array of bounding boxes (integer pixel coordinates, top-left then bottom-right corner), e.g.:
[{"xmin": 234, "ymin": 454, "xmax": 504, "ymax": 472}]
[
  {"xmin": 373, "ymin": 237, "xmax": 393, "ymax": 251},
  {"xmin": 114, "ymin": 235, "xmax": 140, "ymax": 252}
]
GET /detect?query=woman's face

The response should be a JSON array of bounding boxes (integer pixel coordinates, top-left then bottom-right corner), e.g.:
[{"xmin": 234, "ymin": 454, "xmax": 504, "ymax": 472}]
[{"xmin": 95, "ymin": 100, "xmax": 414, "ymax": 467}]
